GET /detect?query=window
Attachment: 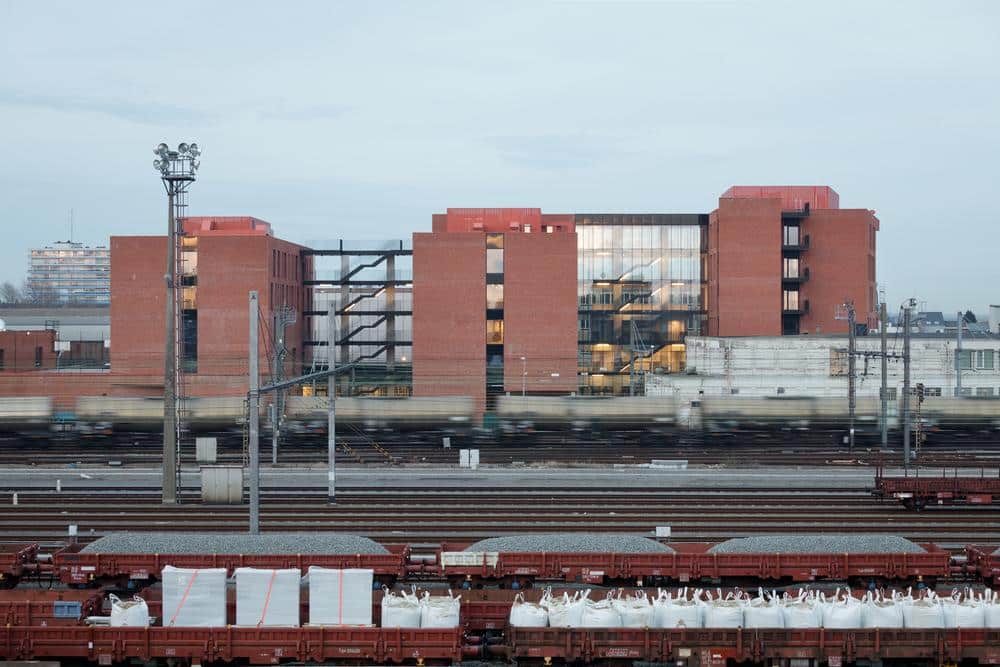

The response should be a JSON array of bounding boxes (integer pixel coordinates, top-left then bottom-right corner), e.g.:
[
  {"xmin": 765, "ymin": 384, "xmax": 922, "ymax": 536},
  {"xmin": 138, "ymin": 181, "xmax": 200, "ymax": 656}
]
[
  {"xmin": 783, "ymin": 257, "xmax": 800, "ymax": 279},
  {"xmin": 783, "ymin": 225, "xmax": 800, "ymax": 246},
  {"xmin": 34, "ymin": 346, "xmax": 42, "ymax": 368},
  {"xmin": 486, "ymin": 233, "xmax": 504, "ymax": 249},
  {"xmin": 976, "ymin": 387, "xmax": 995, "ymax": 396},
  {"xmin": 783, "ymin": 289, "xmax": 800, "ymax": 311},
  {"xmin": 0, "ymin": 349, "xmax": 4, "ymax": 371},
  {"xmin": 544, "ymin": 225, "xmax": 554, "ymax": 233},
  {"xmin": 523, "ymin": 224, "xmax": 531, "ymax": 233},
  {"xmin": 830, "ymin": 348, "xmax": 848, "ymax": 376},
  {"xmin": 975, "ymin": 349, "xmax": 995, "ymax": 370},
  {"xmin": 486, "ymin": 284, "xmax": 504, "ymax": 309},
  {"xmin": 486, "ymin": 320, "xmax": 504, "ymax": 344},
  {"xmin": 959, "ymin": 350, "xmax": 973, "ymax": 370}
]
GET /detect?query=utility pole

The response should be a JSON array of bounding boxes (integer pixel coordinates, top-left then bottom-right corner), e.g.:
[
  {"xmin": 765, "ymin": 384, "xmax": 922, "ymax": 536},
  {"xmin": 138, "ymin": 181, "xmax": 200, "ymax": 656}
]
[
  {"xmin": 327, "ymin": 307, "xmax": 337, "ymax": 504},
  {"xmin": 248, "ymin": 291, "xmax": 260, "ymax": 534},
  {"xmin": 902, "ymin": 299, "xmax": 914, "ymax": 468},
  {"xmin": 847, "ymin": 302, "xmax": 856, "ymax": 452},
  {"xmin": 880, "ymin": 301, "xmax": 888, "ymax": 451},
  {"xmin": 153, "ymin": 142, "xmax": 200, "ymax": 505},
  {"xmin": 955, "ymin": 310, "xmax": 963, "ymax": 396}
]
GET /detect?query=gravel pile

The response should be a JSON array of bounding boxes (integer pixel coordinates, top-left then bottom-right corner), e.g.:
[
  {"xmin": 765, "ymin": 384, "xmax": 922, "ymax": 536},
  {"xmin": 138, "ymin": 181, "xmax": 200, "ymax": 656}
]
[
  {"xmin": 709, "ymin": 535, "xmax": 925, "ymax": 554},
  {"xmin": 464, "ymin": 533, "xmax": 673, "ymax": 553},
  {"xmin": 81, "ymin": 532, "xmax": 389, "ymax": 555}
]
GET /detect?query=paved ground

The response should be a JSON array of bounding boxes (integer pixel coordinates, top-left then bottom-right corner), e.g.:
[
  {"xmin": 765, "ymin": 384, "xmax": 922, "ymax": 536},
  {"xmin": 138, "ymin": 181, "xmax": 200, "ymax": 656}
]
[{"xmin": 0, "ymin": 463, "xmax": 986, "ymax": 491}]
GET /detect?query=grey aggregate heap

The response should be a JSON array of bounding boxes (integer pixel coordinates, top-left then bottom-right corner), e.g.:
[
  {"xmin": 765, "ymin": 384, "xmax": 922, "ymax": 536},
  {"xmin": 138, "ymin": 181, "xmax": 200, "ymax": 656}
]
[
  {"xmin": 464, "ymin": 533, "xmax": 673, "ymax": 553},
  {"xmin": 81, "ymin": 532, "xmax": 389, "ymax": 555},
  {"xmin": 709, "ymin": 535, "xmax": 925, "ymax": 554}
]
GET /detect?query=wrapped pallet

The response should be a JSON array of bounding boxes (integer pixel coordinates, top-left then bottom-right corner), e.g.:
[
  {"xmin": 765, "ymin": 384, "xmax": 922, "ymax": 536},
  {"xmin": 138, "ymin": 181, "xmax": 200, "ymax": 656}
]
[
  {"xmin": 234, "ymin": 568, "xmax": 301, "ymax": 627},
  {"xmin": 381, "ymin": 588, "xmax": 422, "ymax": 628},
  {"xmin": 509, "ymin": 592, "xmax": 548, "ymax": 628},
  {"xmin": 420, "ymin": 591, "xmax": 461, "ymax": 628},
  {"xmin": 162, "ymin": 566, "xmax": 227, "ymax": 627},
  {"xmin": 653, "ymin": 588, "xmax": 702, "ymax": 629},
  {"xmin": 109, "ymin": 594, "xmax": 150, "ymax": 627},
  {"xmin": 308, "ymin": 567, "xmax": 374, "ymax": 626}
]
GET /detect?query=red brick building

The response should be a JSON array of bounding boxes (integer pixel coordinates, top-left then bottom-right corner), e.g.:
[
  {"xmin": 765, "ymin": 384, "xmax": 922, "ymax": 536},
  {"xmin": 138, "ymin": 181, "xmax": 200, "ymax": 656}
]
[
  {"xmin": 707, "ymin": 186, "xmax": 878, "ymax": 337},
  {"xmin": 413, "ymin": 209, "xmax": 578, "ymax": 412}
]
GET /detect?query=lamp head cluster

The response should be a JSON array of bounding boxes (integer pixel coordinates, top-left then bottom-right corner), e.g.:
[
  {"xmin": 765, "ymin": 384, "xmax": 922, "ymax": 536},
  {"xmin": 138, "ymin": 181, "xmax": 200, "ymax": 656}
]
[{"xmin": 153, "ymin": 142, "xmax": 201, "ymax": 179}]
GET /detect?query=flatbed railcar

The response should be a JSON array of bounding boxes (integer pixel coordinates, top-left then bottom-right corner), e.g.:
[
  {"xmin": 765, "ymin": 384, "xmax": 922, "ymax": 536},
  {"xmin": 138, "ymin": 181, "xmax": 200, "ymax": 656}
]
[
  {"xmin": 437, "ymin": 541, "xmax": 951, "ymax": 588},
  {"xmin": 53, "ymin": 542, "xmax": 412, "ymax": 587},
  {"xmin": 966, "ymin": 545, "xmax": 1000, "ymax": 586},
  {"xmin": 873, "ymin": 468, "xmax": 1000, "ymax": 508},
  {"xmin": 0, "ymin": 543, "xmax": 40, "ymax": 589}
]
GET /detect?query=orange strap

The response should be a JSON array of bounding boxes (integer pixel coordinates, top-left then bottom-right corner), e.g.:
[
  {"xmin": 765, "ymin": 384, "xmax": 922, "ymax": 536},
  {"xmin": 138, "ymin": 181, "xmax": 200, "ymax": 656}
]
[
  {"xmin": 167, "ymin": 569, "xmax": 199, "ymax": 627},
  {"xmin": 337, "ymin": 569, "xmax": 344, "ymax": 624},
  {"xmin": 257, "ymin": 569, "xmax": 278, "ymax": 627}
]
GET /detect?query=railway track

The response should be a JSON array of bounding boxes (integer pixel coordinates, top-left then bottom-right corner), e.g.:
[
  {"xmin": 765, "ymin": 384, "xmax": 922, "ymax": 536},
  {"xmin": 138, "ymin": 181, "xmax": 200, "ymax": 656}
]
[{"xmin": 1, "ymin": 488, "xmax": 997, "ymax": 548}]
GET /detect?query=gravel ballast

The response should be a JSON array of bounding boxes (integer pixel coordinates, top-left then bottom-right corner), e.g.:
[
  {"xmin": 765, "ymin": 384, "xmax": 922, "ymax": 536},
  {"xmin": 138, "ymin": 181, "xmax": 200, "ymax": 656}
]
[
  {"xmin": 81, "ymin": 532, "xmax": 389, "ymax": 555},
  {"xmin": 464, "ymin": 533, "xmax": 674, "ymax": 553},
  {"xmin": 708, "ymin": 535, "xmax": 925, "ymax": 554}
]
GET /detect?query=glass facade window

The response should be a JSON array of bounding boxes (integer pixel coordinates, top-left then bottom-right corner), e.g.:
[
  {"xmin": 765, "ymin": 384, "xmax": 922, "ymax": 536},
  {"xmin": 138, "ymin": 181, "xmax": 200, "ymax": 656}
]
[
  {"xmin": 486, "ymin": 248, "xmax": 504, "ymax": 273},
  {"xmin": 783, "ymin": 257, "xmax": 799, "ymax": 279},
  {"xmin": 577, "ymin": 219, "xmax": 706, "ymax": 394},
  {"xmin": 783, "ymin": 225, "xmax": 800, "ymax": 246},
  {"xmin": 486, "ymin": 284, "xmax": 504, "ymax": 309},
  {"xmin": 783, "ymin": 289, "xmax": 800, "ymax": 310},
  {"xmin": 486, "ymin": 319, "xmax": 504, "ymax": 344}
]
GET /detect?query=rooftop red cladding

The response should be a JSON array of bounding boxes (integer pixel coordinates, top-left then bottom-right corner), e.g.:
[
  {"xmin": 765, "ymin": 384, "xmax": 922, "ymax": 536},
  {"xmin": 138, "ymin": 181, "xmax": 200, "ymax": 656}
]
[
  {"xmin": 721, "ymin": 186, "xmax": 840, "ymax": 211},
  {"xmin": 181, "ymin": 216, "xmax": 273, "ymax": 236},
  {"xmin": 437, "ymin": 208, "xmax": 575, "ymax": 234}
]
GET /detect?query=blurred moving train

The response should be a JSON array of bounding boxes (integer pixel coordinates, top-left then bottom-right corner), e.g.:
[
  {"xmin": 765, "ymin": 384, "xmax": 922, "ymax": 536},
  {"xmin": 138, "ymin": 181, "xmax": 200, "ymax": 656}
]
[{"xmin": 0, "ymin": 392, "xmax": 998, "ymax": 444}]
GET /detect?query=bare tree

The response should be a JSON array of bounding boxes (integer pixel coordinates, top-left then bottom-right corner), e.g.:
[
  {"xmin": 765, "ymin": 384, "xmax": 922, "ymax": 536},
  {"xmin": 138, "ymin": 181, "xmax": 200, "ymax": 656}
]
[{"xmin": 0, "ymin": 282, "xmax": 21, "ymax": 304}]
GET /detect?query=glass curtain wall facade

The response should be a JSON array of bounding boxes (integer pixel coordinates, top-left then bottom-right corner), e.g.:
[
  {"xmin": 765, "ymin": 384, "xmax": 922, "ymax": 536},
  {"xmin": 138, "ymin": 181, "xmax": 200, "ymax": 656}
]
[
  {"xmin": 576, "ymin": 214, "xmax": 707, "ymax": 395},
  {"xmin": 27, "ymin": 242, "xmax": 110, "ymax": 305}
]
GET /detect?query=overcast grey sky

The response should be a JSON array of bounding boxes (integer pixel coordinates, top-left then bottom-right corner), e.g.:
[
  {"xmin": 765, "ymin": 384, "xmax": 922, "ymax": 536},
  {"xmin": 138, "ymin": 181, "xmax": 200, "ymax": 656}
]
[{"xmin": 1, "ymin": 0, "xmax": 997, "ymax": 311}]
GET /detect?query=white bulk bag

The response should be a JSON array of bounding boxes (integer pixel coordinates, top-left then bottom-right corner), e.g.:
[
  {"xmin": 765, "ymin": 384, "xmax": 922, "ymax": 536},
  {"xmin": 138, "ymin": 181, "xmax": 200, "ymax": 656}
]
[
  {"xmin": 941, "ymin": 593, "xmax": 986, "ymax": 629},
  {"xmin": 545, "ymin": 591, "xmax": 588, "ymax": 628},
  {"xmin": 381, "ymin": 588, "xmax": 422, "ymax": 628},
  {"xmin": 308, "ymin": 567, "xmax": 374, "ymax": 626},
  {"xmin": 861, "ymin": 592, "xmax": 903, "ymax": 629},
  {"xmin": 509, "ymin": 593, "xmax": 548, "ymax": 628},
  {"xmin": 613, "ymin": 591, "xmax": 653, "ymax": 628},
  {"xmin": 234, "ymin": 568, "xmax": 301, "ymax": 627},
  {"xmin": 580, "ymin": 594, "xmax": 622, "ymax": 628},
  {"xmin": 984, "ymin": 590, "xmax": 1000, "ymax": 628},
  {"xmin": 820, "ymin": 591, "xmax": 863, "ymax": 629},
  {"xmin": 743, "ymin": 591, "xmax": 783, "ymax": 628},
  {"xmin": 702, "ymin": 592, "xmax": 744, "ymax": 629},
  {"xmin": 653, "ymin": 589, "xmax": 702, "ymax": 629},
  {"xmin": 162, "ymin": 566, "xmax": 227, "ymax": 627},
  {"xmin": 902, "ymin": 593, "xmax": 945, "ymax": 629},
  {"xmin": 420, "ymin": 592, "xmax": 461, "ymax": 629},
  {"xmin": 782, "ymin": 592, "xmax": 821, "ymax": 628},
  {"xmin": 109, "ymin": 594, "xmax": 149, "ymax": 627}
]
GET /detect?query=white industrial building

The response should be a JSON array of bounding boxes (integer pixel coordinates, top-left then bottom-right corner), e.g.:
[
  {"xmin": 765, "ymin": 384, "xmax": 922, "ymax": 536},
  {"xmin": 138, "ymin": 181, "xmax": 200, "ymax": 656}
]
[{"xmin": 647, "ymin": 333, "xmax": 1000, "ymax": 401}]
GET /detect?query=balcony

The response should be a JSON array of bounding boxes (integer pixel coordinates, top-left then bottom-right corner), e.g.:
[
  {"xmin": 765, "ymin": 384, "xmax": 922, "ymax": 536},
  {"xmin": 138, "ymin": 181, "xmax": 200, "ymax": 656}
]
[
  {"xmin": 782, "ymin": 298, "xmax": 810, "ymax": 315},
  {"xmin": 782, "ymin": 234, "xmax": 810, "ymax": 252},
  {"xmin": 782, "ymin": 266, "xmax": 810, "ymax": 284}
]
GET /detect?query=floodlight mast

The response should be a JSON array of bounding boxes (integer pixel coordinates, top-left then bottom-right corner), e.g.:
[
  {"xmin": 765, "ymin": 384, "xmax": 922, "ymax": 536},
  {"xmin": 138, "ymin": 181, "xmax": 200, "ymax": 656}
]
[{"xmin": 153, "ymin": 142, "xmax": 200, "ymax": 504}]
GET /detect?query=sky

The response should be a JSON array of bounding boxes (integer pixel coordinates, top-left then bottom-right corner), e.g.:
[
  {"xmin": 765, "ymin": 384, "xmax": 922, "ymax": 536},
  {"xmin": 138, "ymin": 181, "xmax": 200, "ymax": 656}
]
[{"xmin": 1, "ymin": 0, "xmax": 997, "ymax": 312}]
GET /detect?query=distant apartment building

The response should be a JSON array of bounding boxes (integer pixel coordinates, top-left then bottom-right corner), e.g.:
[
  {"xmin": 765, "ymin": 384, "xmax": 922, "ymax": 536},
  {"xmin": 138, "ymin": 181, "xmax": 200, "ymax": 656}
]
[{"xmin": 27, "ymin": 242, "xmax": 110, "ymax": 305}]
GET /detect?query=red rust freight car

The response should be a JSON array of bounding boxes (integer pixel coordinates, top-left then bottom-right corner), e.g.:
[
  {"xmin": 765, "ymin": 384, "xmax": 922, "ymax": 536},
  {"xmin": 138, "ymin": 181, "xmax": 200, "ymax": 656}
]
[
  {"xmin": 966, "ymin": 545, "xmax": 1000, "ymax": 586},
  {"xmin": 0, "ymin": 543, "xmax": 40, "ymax": 589},
  {"xmin": 874, "ymin": 467, "xmax": 1000, "ymax": 508},
  {"xmin": 53, "ymin": 542, "xmax": 412, "ymax": 586},
  {"xmin": 437, "ymin": 542, "xmax": 951, "ymax": 587}
]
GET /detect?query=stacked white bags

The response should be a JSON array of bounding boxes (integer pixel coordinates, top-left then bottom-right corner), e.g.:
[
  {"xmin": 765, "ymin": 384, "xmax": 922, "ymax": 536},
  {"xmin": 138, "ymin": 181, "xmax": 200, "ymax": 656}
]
[
  {"xmin": 820, "ymin": 590, "xmax": 863, "ymax": 629},
  {"xmin": 986, "ymin": 590, "xmax": 1000, "ymax": 628},
  {"xmin": 580, "ymin": 594, "xmax": 621, "ymax": 628},
  {"xmin": 109, "ymin": 594, "xmax": 150, "ymax": 627},
  {"xmin": 234, "ymin": 568, "xmax": 301, "ymax": 627},
  {"xmin": 702, "ymin": 591, "xmax": 743, "ymax": 628},
  {"xmin": 307, "ymin": 568, "xmax": 374, "ymax": 626},
  {"xmin": 161, "ymin": 566, "xmax": 227, "ymax": 627},
  {"xmin": 861, "ymin": 591, "xmax": 904, "ymax": 628},
  {"xmin": 743, "ymin": 590, "xmax": 783, "ymax": 628},
  {"xmin": 380, "ymin": 588, "xmax": 462, "ymax": 628},
  {"xmin": 613, "ymin": 591, "xmax": 654, "ymax": 628},
  {"xmin": 543, "ymin": 591, "xmax": 588, "ymax": 628},
  {"xmin": 941, "ymin": 590, "xmax": 987, "ymax": 628},
  {"xmin": 653, "ymin": 588, "xmax": 702, "ymax": 629}
]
